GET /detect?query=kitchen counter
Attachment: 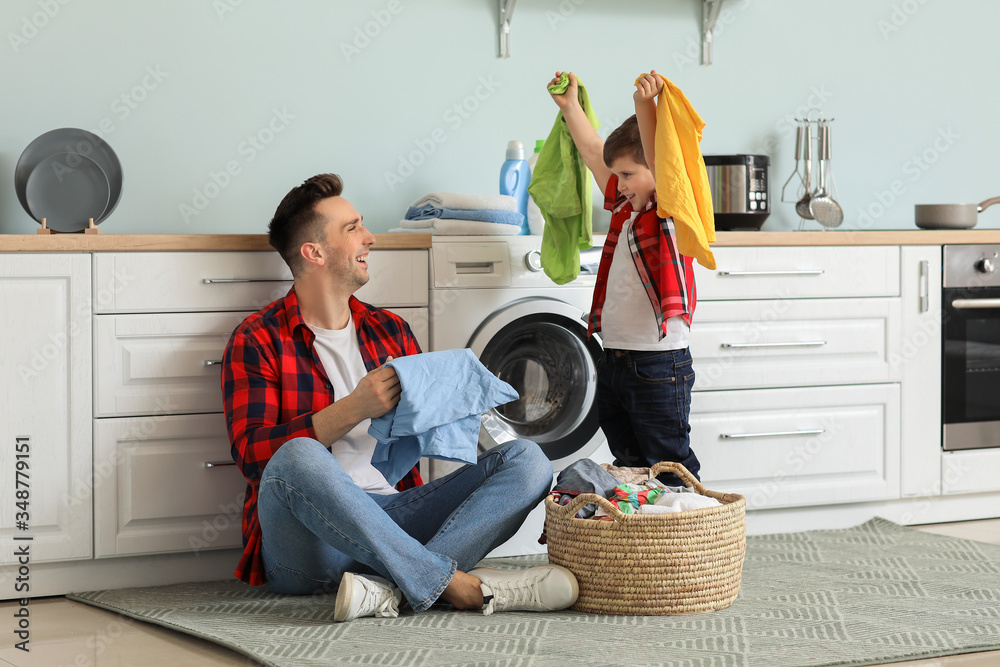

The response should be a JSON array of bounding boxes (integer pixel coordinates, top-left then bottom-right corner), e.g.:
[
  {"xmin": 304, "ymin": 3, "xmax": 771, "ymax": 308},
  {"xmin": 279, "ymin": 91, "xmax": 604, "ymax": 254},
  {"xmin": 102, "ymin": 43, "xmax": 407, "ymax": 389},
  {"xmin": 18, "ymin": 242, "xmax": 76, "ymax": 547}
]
[
  {"xmin": 3, "ymin": 230, "xmax": 998, "ymax": 253},
  {"xmin": 0, "ymin": 233, "xmax": 432, "ymax": 252},
  {"xmin": 714, "ymin": 230, "xmax": 1000, "ymax": 246}
]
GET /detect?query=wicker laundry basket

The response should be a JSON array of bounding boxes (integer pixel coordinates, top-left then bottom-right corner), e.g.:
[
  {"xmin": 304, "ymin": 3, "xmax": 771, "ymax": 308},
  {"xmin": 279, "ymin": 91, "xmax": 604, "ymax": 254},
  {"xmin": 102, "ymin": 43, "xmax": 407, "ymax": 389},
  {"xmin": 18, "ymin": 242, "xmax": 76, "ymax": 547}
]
[{"xmin": 544, "ymin": 461, "xmax": 746, "ymax": 615}]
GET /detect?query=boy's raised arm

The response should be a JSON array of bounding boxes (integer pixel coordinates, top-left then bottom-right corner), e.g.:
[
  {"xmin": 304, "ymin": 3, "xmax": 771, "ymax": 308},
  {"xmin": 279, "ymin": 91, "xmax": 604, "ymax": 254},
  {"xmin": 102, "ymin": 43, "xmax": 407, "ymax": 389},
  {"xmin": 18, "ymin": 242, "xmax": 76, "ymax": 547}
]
[
  {"xmin": 547, "ymin": 71, "xmax": 611, "ymax": 196},
  {"xmin": 633, "ymin": 70, "xmax": 664, "ymax": 181}
]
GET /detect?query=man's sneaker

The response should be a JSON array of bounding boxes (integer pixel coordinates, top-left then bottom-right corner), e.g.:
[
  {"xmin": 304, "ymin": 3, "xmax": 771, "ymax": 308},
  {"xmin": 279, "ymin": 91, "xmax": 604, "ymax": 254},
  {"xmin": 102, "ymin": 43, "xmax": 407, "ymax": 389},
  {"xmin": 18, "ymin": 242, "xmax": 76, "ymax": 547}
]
[
  {"xmin": 333, "ymin": 572, "xmax": 402, "ymax": 622},
  {"xmin": 469, "ymin": 565, "xmax": 579, "ymax": 616}
]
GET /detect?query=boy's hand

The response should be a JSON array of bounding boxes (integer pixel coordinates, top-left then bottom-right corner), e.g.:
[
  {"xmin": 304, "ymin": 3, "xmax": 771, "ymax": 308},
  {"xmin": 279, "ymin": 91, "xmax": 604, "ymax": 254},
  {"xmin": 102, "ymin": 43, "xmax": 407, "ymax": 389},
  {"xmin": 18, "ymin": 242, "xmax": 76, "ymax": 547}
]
[
  {"xmin": 548, "ymin": 71, "xmax": 580, "ymax": 111},
  {"xmin": 634, "ymin": 70, "xmax": 664, "ymax": 104}
]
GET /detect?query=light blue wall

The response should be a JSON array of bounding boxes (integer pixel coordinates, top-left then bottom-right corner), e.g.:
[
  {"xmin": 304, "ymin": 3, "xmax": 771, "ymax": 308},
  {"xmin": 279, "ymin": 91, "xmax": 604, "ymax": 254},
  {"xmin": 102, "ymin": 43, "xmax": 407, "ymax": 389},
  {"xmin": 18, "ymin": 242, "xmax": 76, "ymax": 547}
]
[{"xmin": 2, "ymin": 0, "xmax": 997, "ymax": 234}]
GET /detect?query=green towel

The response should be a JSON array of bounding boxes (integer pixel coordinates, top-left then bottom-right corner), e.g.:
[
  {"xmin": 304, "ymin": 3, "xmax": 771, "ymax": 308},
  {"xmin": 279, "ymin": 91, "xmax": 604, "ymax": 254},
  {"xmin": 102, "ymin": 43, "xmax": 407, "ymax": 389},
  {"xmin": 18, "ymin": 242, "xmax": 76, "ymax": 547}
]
[{"xmin": 528, "ymin": 73, "xmax": 600, "ymax": 285}]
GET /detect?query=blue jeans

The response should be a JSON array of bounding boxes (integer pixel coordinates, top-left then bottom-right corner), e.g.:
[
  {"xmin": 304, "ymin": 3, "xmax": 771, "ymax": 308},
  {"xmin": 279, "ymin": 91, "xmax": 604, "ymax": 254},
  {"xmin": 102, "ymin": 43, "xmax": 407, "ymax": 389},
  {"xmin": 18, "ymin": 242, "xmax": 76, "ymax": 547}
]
[
  {"xmin": 257, "ymin": 437, "xmax": 552, "ymax": 613},
  {"xmin": 596, "ymin": 347, "xmax": 699, "ymax": 486}
]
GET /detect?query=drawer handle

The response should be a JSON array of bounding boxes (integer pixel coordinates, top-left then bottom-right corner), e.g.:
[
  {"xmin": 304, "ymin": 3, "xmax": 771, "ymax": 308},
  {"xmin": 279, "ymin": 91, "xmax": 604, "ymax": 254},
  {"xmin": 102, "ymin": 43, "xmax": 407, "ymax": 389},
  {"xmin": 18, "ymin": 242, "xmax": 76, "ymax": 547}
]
[
  {"xmin": 721, "ymin": 341, "xmax": 827, "ymax": 349},
  {"xmin": 721, "ymin": 428, "xmax": 826, "ymax": 439},
  {"xmin": 204, "ymin": 360, "xmax": 223, "ymax": 366},
  {"xmin": 717, "ymin": 270, "xmax": 824, "ymax": 277},
  {"xmin": 919, "ymin": 259, "xmax": 929, "ymax": 313},
  {"xmin": 202, "ymin": 278, "xmax": 293, "ymax": 284},
  {"xmin": 204, "ymin": 460, "xmax": 236, "ymax": 468},
  {"xmin": 951, "ymin": 298, "xmax": 1000, "ymax": 310}
]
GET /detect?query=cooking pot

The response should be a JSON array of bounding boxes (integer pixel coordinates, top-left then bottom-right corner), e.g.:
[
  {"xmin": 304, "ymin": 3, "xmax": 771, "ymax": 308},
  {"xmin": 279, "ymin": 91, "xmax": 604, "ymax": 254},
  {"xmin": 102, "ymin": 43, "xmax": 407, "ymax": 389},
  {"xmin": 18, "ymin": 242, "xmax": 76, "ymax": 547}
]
[{"xmin": 915, "ymin": 197, "xmax": 1000, "ymax": 229}]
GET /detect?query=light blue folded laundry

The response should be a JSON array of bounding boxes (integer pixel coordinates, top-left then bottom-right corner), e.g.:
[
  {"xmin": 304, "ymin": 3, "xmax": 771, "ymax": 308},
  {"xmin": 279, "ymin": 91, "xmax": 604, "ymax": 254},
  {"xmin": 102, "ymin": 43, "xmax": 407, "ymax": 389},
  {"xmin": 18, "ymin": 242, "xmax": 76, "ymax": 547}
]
[
  {"xmin": 368, "ymin": 349, "xmax": 520, "ymax": 486},
  {"xmin": 405, "ymin": 204, "xmax": 524, "ymax": 226}
]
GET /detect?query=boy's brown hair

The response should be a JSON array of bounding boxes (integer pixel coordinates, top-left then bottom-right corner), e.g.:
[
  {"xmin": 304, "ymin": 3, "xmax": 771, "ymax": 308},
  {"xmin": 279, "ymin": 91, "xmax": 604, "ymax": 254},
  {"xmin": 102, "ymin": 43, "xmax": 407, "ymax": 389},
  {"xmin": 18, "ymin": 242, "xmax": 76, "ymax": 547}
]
[
  {"xmin": 268, "ymin": 173, "xmax": 343, "ymax": 275},
  {"xmin": 603, "ymin": 114, "xmax": 646, "ymax": 168}
]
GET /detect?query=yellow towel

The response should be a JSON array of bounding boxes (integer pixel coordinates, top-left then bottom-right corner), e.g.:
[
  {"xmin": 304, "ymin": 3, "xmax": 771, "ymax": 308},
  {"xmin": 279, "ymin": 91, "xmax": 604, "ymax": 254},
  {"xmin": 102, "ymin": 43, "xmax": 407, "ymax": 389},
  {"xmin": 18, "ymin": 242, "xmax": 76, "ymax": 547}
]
[{"xmin": 639, "ymin": 73, "xmax": 716, "ymax": 270}]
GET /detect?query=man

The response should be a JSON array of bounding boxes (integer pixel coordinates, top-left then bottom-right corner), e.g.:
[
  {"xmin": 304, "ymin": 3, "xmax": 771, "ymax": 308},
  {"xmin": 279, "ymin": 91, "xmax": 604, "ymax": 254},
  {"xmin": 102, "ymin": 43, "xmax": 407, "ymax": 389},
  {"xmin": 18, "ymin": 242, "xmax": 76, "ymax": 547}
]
[{"xmin": 221, "ymin": 173, "xmax": 578, "ymax": 621}]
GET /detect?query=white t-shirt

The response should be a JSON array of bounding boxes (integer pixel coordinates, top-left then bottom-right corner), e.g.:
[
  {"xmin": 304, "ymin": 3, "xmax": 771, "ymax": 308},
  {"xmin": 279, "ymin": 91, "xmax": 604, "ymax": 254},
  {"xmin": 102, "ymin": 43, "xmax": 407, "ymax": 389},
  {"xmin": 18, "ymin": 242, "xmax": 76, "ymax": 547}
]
[
  {"xmin": 600, "ymin": 213, "xmax": 690, "ymax": 351},
  {"xmin": 308, "ymin": 317, "xmax": 396, "ymax": 495}
]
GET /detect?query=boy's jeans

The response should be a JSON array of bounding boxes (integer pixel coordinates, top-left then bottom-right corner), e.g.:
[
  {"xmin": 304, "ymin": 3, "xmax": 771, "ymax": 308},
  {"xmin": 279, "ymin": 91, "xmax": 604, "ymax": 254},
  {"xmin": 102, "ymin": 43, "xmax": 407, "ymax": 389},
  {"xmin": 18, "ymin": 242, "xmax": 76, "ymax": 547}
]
[
  {"xmin": 257, "ymin": 437, "xmax": 552, "ymax": 613},
  {"xmin": 596, "ymin": 347, "xmax": 700, "ymax": 486}
]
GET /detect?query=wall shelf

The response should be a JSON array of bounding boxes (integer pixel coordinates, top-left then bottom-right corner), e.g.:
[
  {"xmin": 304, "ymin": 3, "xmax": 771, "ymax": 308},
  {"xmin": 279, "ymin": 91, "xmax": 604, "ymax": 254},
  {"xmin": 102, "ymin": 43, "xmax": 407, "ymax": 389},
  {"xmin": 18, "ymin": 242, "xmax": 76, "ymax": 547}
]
[{"xmin": 496, "ymin": 0, "xmax": 725, "ymax": 64}]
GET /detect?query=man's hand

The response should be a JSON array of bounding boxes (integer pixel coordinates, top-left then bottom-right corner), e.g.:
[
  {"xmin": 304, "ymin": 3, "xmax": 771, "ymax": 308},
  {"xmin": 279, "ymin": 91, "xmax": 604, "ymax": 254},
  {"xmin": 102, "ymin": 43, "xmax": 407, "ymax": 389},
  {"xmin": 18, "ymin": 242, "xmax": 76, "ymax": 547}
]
[
  {"xmin": 548, "ymin": 71, "xmax": 580, "ymax": 111},
  {"xmin": 634, "ymin": 70, "xmax": 664, "ymax": 104},
  {"xmin": 350, "ymin": 358, "xmax": 401, "ymax": 420}
]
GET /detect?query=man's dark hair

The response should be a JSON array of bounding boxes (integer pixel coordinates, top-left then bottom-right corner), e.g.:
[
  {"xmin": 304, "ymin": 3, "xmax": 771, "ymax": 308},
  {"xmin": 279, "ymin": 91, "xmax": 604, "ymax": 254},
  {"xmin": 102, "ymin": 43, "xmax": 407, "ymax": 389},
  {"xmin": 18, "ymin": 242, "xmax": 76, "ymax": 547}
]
[
  {"xmin": 603, "ymin": 114, "xmax": 646, "ymax": 168},
  {"xmin": 268, "ymin": 173, "xmax": 344, "ymax": 274}
]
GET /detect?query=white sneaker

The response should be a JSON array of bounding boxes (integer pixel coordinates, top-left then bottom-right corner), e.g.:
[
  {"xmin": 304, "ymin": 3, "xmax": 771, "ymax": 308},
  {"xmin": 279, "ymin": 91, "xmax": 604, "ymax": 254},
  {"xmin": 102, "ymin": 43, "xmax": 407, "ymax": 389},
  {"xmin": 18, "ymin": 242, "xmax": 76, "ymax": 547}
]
[
  {"xmin": 333, "ymin": 572, "xmax": 402, "ymax": 622},
  {"xmin": 469, "ymin": 565, "xmax": 579, "ymax": 616}
]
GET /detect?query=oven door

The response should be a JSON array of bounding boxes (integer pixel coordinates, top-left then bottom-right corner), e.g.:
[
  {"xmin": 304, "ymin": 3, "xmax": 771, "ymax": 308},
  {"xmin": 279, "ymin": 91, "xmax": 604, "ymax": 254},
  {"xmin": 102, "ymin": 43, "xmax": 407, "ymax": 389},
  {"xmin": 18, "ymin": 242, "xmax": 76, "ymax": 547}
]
[{"xmin": 943, "ymin": 286, "xmax": 1000, "ymax": 450}]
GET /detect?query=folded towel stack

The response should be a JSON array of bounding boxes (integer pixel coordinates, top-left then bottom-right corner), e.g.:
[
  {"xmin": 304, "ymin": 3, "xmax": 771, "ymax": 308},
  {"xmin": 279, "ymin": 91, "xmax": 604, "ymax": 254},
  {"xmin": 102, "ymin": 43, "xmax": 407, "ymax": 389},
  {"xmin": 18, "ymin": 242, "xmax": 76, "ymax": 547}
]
[{"xmin": 391, "ymin": 192, "xmax": 525, "ymax": 236}]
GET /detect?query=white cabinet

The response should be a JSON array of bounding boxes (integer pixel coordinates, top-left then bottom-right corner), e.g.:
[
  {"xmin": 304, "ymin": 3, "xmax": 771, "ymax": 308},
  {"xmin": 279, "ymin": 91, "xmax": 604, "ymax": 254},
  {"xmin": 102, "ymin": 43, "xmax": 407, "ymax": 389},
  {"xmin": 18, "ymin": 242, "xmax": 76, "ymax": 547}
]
[
  {"xmin": 694, "ymin": 384, "xmax": 900, "ymax": 509},
  {"xmin": 690, "ymin": 245, "xmax": 904, "ymax": 509},
  {"xmin": 0, "ymin": 255, "xmax": 92, "ymax": 564},
  {"xmin": 898, "ymin": 246, "xmax": 943, "ymax": 498},
  {"xmin": 696, "ymin": 246, "xmax": 899, "ymax": 301},
  {"xmin": 94, "ymin": 312, "xmax": 250, "ymax": 418},
  {"xmin": 692, "ymin": 298, "xmax": 901, "ymax": 390},
  {"xmin": 92, "ymin": 249, "xmax": 429, "ymax": 557},
  {"xmin": 93, "ymin": 414, "xmax": 243, "ymax": 557}
]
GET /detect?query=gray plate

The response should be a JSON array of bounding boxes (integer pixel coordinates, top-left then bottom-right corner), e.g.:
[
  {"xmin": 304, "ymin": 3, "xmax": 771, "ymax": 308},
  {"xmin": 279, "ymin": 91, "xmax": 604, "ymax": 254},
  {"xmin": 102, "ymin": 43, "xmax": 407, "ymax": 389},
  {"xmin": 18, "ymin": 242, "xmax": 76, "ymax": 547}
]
[
  {"xmin": 14, "ymin": 128, "xmax": 123, "ymax": 224},
  {"xmin": 26, "ymin": 153, "xmax": 111, "ymax": 232}
]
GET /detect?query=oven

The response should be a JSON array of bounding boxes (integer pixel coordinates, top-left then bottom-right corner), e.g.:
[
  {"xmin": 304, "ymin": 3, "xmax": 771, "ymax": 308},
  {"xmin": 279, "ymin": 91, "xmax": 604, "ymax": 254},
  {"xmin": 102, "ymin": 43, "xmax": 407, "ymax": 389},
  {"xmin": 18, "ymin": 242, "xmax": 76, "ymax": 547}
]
[{"xmin": 943, "ymin": 244, "xmax": 1000, "ymax": 450}]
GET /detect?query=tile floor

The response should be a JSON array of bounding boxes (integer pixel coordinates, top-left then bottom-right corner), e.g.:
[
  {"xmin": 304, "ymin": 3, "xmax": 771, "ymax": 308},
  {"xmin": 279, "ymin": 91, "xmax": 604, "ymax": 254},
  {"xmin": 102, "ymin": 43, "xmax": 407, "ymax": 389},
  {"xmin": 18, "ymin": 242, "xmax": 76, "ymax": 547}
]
[{"xmin": 2, "ymin": 519, "xmax": 999, "ymax": 667}]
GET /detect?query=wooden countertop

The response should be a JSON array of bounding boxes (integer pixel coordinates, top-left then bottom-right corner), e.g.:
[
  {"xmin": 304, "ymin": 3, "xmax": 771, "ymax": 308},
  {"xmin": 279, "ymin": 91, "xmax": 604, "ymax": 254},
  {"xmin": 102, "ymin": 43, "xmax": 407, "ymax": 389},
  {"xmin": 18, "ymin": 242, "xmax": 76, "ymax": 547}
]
[
  {"xmin": 2, "ymin": 230, "xmax": 999, "ymax": 252},
  {"xmin": 0, "ymin": 233, "xmax": 432, "ymax": 252},
  {"xmin": 713, "ymin": 230, "xmax": 1000, "ymax": 246}
]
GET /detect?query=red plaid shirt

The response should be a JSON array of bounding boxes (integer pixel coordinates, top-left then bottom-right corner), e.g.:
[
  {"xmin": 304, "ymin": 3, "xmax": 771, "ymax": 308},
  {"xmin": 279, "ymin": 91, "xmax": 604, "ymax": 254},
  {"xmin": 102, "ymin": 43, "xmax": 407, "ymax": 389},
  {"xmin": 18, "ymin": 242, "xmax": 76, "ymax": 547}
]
[
  {"xmin": 222, "ymin": 287, "xmax": 423, "ymax": 585},
  {"xmin": 588, "ymin": 174, "xmax": 696, "ymax": 338}
]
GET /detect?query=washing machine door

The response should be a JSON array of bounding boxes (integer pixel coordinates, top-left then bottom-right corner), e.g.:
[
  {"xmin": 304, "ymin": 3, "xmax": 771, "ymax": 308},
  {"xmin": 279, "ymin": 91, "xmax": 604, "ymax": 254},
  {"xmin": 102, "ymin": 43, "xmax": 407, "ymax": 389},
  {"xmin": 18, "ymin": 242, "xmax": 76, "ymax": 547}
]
[{"xmin": 468, "ymin": 297, "xmax": 604, "ymax": 472}]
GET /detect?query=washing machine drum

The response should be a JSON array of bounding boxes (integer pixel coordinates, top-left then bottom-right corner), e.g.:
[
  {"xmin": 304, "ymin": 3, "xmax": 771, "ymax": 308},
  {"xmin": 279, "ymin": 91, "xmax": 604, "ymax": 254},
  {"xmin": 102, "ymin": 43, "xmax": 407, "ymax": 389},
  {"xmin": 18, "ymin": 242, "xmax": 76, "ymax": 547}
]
[{"xmin": 469, "ymin": 298, "xmax": 604, "ymax": 471}]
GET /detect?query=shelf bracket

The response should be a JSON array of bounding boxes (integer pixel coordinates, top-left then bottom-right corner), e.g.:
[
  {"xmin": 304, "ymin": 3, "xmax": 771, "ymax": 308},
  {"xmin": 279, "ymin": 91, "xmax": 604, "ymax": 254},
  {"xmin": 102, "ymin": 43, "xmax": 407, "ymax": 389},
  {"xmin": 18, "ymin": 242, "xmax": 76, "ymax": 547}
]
[
  {"xmin": 499, "ymin": 0, "xmax": 517, "ymax": 59},
  {"xmin": 702, "ymin": 0, "xmax": 724, "ymax": 66}
]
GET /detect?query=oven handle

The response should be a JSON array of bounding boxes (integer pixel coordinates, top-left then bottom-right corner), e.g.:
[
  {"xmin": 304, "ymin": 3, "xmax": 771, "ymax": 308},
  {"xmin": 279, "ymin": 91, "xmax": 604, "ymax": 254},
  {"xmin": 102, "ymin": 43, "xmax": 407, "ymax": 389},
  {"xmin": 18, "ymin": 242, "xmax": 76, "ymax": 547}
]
[{"xmin": 950, "ymin": 298, "xmax": 1000, "ymax": 310}]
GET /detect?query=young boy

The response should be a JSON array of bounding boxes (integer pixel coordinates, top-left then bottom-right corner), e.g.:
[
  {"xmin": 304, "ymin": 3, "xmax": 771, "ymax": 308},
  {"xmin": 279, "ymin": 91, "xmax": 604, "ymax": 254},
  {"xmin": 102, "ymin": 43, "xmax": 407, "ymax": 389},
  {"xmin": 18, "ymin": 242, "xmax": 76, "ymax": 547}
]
[{"xmin": 547, "ymin": 70, "xmax": 700, "ymax": 486}]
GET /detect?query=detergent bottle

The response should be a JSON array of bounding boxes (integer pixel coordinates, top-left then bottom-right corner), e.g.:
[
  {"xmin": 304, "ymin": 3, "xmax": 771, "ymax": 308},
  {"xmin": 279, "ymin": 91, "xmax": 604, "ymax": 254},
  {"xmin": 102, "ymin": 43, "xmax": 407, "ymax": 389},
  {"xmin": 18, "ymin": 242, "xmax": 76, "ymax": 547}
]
[{"xmin": 499, "ymin": 140, "xmax": 531, "ymax": 235}]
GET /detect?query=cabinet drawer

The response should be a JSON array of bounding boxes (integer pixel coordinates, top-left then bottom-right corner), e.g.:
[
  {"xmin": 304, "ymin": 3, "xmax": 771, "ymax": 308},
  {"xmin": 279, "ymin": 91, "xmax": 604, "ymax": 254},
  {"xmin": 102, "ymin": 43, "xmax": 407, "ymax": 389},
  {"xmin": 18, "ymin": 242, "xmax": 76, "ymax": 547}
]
[
  {"xmin": 942, "ymin": 449, "xmax": 1000, "ymax": 495},
  {"xmin": 695, "ymin": 246, "xmax": 899, "ymax": 301},
  {"xmin": 691, "ymin": 383, "xmax": 900, "ymax": 509},
  {"xmin": 691, "ymin": 298, "xmax": 901, "ymax": 390},
  {"xmin": 93, "ymin": 250, "xmax": 428, "ymax": 313},
  {"xmin": 94, "ymin": 312, "xmax": 249, "ymax": 418},
  {"xmin": 93, "ymin": 413, "xmax": 245, "ymax": 557}
]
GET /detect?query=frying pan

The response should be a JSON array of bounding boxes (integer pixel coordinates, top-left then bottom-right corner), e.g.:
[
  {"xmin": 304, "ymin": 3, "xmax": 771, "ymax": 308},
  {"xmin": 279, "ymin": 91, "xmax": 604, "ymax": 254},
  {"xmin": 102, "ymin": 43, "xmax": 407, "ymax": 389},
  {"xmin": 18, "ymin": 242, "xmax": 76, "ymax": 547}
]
[
  {"xmin": 14, "ymin": 128, "xmax": 123, "ymax": 229},
  {"xmin": 915, "ymin": 197, "xmax": 1000, "ymax": 229}
]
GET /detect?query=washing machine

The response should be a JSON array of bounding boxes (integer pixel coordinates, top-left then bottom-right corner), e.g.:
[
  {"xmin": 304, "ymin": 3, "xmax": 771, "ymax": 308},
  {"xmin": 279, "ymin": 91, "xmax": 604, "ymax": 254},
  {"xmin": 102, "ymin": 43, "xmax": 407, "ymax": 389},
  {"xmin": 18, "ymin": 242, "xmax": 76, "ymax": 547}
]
[{"xmin": 427, "ymin": 235, "xmax": 613, "ymax": 556}]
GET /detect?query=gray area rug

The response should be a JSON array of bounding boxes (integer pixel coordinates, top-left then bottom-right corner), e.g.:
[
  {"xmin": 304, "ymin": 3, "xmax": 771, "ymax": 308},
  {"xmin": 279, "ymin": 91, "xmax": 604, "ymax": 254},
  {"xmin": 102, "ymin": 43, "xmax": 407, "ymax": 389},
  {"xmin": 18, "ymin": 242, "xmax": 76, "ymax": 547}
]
[{"xmin": 68, "ymin": 518, "xmax": 1000, "ymax": 666}]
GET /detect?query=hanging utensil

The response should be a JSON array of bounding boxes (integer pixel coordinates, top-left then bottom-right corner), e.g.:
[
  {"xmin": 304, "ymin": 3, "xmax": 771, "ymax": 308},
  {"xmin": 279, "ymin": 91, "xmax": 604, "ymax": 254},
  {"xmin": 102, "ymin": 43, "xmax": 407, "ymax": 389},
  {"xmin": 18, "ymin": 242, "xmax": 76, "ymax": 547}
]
[
  {"xmin": 795, "ymin": 122, "xmax": 814, "ymax": 219},
  {"xmin": 809, "ymin": 121, "xmax": 843, "ymax": 228},
  {"xmin": 780, "ymin": 122, "xmax": 806, "ymax": 203}
]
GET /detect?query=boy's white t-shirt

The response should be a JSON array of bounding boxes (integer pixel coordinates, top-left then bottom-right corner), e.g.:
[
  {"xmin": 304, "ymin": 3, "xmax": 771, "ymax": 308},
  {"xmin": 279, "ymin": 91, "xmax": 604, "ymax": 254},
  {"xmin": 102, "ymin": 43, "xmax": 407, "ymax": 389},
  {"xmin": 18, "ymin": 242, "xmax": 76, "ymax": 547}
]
[
  {"xmin": 308, "ymin": 317, "xmax": 396, "ymax": 495},
  {"xmin": 600, "ymin": 212, "xmax": 690, "ymax": 352}
]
